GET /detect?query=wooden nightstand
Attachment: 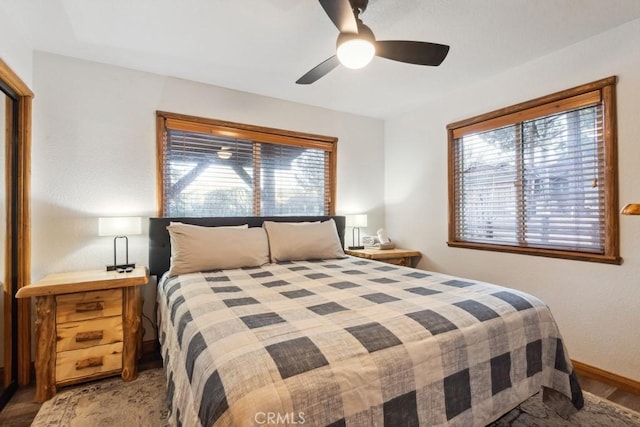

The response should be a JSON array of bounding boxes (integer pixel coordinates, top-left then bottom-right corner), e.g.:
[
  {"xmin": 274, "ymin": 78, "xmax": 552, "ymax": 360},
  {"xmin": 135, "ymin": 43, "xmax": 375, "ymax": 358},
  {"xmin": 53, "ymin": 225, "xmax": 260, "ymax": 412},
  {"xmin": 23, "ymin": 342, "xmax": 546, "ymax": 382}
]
[
  {"xmin": 345, "ymin": 248, "xmax": 421, "ymax": 267},
  {"xmin": 16, "ymin": 266, "xmax": 149, "ymax": 402}
]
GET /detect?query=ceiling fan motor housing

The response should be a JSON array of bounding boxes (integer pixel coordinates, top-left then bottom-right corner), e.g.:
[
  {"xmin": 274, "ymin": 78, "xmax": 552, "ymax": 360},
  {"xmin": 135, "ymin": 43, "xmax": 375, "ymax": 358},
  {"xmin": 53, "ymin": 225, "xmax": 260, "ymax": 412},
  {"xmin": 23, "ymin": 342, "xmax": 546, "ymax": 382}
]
[
  {"xmin": 337, "ymin": 21, "xmax": 375, "ymax": 46},
  {"xmin": 350, "ymin": 0, "xmax": 369, "ymax": 14},
  {"xmin": 336, "ymin": 21, "xmax": 376, "ymax": 69}
]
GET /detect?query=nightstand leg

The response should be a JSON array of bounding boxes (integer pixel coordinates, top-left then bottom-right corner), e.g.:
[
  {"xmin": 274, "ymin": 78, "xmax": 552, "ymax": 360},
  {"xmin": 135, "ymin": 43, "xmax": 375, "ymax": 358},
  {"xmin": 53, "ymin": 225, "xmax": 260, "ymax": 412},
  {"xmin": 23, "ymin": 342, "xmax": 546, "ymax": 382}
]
[
  {"xmin": 34, "ymin": 296, "xmax": 56, "ymax": 402},
  {"xmin": 122, "ymin": 286, "xmax": 141, "ymax": 381}
]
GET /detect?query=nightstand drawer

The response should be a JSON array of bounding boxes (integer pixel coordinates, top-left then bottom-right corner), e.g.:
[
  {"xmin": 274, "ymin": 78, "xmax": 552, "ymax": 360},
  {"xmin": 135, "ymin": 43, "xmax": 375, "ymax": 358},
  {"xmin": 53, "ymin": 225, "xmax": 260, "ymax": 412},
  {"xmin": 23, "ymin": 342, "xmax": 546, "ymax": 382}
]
[
  {"xmin": 56, "ymin": 289, "xmax": 122, "ymax": 323},
  {"xmin": 56, "ymin": 316, "xmax": 123, "ymax": 352},
  {"xmin": 55, "ymin": 342, "xmax": 123, "ymax": 383}
]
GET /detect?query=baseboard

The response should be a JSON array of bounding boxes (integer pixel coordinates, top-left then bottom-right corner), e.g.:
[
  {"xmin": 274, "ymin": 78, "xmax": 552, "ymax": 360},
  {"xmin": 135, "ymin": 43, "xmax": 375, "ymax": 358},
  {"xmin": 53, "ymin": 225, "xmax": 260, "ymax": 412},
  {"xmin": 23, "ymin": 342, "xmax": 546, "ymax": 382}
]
[
  {"xmin": 572, "ymin": 359, "xmax": 640, "ymax": 395},
  {"xmin": 142, "ymin": 339, "xmax": 160, "ymax": 357}
]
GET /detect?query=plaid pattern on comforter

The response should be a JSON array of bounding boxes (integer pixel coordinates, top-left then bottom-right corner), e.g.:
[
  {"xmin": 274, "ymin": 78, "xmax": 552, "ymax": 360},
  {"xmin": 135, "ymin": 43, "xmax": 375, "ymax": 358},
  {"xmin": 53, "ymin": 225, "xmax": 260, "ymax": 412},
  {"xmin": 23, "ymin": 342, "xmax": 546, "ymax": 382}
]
[{"xmin": 157, "ymin": 257, "xmax": 583, "ymax": 426}]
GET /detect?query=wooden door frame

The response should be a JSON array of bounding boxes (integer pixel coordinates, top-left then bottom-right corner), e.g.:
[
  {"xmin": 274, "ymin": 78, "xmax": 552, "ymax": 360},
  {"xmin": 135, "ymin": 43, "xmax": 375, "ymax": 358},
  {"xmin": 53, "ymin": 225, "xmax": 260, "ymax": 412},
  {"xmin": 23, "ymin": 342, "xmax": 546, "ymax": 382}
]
[{"xmin": 0, "ymin": 58, "xmax": 33, "ymax": 386}]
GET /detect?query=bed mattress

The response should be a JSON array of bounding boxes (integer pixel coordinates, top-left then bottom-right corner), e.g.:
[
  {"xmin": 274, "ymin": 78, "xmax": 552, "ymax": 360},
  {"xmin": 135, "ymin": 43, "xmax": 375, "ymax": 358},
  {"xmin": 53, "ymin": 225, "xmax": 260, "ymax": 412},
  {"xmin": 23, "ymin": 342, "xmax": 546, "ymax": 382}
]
[{"xmin": 157, "ymin": 256, "xmax": 582, "ymax": 426}]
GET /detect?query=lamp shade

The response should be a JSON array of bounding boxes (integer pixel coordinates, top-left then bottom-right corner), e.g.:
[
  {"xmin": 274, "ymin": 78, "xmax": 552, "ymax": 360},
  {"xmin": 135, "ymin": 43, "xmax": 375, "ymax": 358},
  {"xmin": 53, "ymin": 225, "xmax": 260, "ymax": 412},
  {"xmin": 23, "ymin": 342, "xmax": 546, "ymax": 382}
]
[
  {"xmin": 98, "ymin": 217, "xmax": 142, "ymax": 236},
  {"xmin": 621, "ymin": 203, "xmax": 640, "ymax": 215},
  {"xmin": 346, "ymin": 214, "xmax": 368, "ymax": 228}
]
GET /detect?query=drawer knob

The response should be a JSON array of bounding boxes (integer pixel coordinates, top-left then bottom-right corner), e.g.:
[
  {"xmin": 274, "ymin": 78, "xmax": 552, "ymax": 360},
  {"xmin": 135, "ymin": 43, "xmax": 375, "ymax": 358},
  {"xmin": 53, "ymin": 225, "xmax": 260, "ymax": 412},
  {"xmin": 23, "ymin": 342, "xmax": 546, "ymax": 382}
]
[
  {"xmin": 75, "ymin": 331, "xmax": 104, "ymax": 342},
  {"xmin": 75, "ymin": 356, "xmax": 104, "ymax": 370},
  {"xmin": 75, "ymin": 301, "xmax": 104, "ymax": 313}
]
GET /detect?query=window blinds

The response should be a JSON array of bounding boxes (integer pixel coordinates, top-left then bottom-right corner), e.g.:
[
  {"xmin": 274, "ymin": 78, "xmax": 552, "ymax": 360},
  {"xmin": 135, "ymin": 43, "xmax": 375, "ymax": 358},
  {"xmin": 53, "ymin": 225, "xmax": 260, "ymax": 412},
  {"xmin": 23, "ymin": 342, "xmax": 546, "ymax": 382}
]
[
  {"xmin": 162, "ymin": 126, "xmax": 332, "ymax": 217},
  {"xmin": 260, "ymin": 143, "xmax": 329, "ymax": 216},
  {"xmin": 163, "ymin": 129, "xmax": 255, "ymax": 216},
  {"xmin": 452, "ymin": 103, "xmax": 605, "ymax": 254}
]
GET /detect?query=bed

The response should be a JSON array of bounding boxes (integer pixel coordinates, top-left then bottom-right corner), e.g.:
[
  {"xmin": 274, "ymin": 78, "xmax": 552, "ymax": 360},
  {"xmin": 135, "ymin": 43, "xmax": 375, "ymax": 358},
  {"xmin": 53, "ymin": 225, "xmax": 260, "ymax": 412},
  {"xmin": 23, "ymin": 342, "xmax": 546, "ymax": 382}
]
[{"xmin": 150, "ymin": 216, "xmax": 583, "ymax": 426}]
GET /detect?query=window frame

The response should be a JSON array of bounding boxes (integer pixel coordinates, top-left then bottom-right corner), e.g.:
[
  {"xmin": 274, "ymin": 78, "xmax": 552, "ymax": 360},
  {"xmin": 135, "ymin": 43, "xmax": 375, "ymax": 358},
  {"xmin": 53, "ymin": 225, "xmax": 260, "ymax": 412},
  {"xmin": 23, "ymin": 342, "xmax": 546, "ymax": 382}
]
[
  {"xmin": 446, "ymin": 76, "xmax": 620, "ymax": 264},
  {"xmin": 156, "ymin": 111, "xmax": 338, "ymax": 217}
]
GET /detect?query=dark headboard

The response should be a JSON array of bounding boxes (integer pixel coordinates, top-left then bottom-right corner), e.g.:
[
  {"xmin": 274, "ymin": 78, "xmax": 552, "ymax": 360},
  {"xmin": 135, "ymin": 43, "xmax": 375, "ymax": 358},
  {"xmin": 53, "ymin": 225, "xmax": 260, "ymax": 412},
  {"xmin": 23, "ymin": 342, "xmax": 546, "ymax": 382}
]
[{"xmin": 148, "ymin": 216, "xmax": 346, "ymax": 278}]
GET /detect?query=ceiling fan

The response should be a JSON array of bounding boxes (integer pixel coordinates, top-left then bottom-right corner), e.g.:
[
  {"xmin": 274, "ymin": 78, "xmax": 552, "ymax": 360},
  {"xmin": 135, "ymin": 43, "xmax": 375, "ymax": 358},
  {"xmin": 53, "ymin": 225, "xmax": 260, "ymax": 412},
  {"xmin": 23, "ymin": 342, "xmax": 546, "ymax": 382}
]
[{"xmin": 296, "ymin": 0, "xmax": 450, "ymax": 84}]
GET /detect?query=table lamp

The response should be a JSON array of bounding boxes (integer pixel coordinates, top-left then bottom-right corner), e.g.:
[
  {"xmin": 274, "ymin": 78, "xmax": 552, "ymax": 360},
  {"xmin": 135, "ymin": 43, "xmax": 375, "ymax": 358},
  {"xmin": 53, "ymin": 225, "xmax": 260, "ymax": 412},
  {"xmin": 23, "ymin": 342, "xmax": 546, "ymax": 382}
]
[
  {"xmin": 99, "ymin": 217, "xmax": 142, "ymax": 272},
  {"xmin": 346, "ymin": 214, "xmax": 368, "ymax": 250}
]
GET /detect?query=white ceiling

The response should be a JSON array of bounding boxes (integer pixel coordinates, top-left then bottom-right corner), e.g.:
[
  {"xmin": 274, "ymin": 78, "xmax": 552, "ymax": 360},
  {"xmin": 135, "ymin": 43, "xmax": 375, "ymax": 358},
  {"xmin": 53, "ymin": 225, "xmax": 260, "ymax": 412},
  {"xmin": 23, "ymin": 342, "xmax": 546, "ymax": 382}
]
[{"xmin": 4, "ymin": 0, "xmax": 640, "ymax": 119}]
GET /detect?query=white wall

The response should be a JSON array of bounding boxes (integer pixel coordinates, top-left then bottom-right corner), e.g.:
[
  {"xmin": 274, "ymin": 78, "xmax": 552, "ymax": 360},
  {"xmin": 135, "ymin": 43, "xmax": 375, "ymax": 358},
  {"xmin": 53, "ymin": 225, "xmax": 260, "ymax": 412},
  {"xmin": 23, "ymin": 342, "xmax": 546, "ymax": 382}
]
[
  {"xmin": 0, "ymin": 13, "xmax": 33, "ymax": 87},
  {"xmin": 385, "ymin": 18, "xmax": 640, "ymax": 380},
  {"xmin": 31, "ymin": 52, "xmax": 385, "ymax": 340}
]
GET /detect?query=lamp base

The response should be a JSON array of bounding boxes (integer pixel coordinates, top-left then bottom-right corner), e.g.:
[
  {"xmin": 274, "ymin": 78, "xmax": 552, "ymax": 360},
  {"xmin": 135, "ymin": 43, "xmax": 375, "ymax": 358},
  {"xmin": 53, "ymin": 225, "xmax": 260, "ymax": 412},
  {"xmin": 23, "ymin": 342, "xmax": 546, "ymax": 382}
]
[
  {"xmin": 348, "ymin": 246, "xmax": 365, "ymax": 250},
  {"xmin": 106, "ymin": 263, "xmax": 136, "ymax": 273}
]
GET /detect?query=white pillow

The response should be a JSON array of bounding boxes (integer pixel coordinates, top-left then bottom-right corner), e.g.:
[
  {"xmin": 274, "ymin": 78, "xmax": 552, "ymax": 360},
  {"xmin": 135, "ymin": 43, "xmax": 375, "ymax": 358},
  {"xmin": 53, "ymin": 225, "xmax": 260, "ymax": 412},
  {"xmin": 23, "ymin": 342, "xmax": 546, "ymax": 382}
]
[
  {"xmin": 263, "ymin": 219, "xmax": 346, "ymax": 262},
  {"xmin": 168, "ymin": 222, "xmax": 248, "ymax": 268},
  {"xmin": 169, "ymin": 221, "xmax": 248, "ymax": 229},
  {"xmin": 167, "ymin": 224, "xmax": 269, "ymax": 277}
]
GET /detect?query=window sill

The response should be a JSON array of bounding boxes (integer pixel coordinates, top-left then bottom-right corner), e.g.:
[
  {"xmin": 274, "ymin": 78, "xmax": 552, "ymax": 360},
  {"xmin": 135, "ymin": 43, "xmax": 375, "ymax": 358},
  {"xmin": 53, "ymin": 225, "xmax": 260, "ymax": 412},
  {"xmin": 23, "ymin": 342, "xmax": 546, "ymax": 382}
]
[{"xmin": 446, "ymin": 241, "xmax": 622, "ymax": 265}]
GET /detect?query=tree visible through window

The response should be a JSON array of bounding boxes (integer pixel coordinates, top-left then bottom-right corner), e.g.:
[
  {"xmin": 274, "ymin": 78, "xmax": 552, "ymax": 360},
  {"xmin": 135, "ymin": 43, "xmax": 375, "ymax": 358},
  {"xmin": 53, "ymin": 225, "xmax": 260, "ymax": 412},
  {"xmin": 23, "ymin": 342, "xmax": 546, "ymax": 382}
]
[
  {"xmin": 447, "ymin": 77, "xmax": 620, "ymax": 264},
  {"xmin": 156, "ymin": 112, "xmax": 337, "ymax": 217}
]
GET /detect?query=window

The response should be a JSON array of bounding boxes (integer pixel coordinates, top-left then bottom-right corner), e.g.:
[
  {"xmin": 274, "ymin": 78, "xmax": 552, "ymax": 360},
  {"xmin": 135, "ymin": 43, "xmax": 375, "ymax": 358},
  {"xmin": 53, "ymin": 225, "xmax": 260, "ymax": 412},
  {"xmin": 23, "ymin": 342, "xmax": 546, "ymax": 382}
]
[
  {"xmin": 156, "ymin": 112, "xmax": 337, "ymax": 217},
  {"xmin": 447, "ymin": 77, "xmax": 620, "ymax": 264}
]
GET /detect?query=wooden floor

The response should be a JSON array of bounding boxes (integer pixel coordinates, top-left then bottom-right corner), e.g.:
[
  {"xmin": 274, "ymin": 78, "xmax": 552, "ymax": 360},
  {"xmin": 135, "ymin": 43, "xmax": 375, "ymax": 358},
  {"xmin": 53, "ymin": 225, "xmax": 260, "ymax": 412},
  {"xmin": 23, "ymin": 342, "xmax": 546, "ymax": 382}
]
[
  {"xmin": 0, "ymin": 369, "xmax": 637, "ymax": 426},
  {"xmin": 578, "ymin": 375, "xmax": 640, "ymax": 413},
  {"xmin": 0, "ymin": 386, "xmax": 41, "ymax": 427}
]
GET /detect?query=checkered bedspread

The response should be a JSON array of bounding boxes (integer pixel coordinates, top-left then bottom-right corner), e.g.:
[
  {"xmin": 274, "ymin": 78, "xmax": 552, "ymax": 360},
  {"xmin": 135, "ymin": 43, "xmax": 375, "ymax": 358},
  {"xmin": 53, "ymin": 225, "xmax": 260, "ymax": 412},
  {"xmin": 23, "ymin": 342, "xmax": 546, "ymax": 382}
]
[{"xmin": 157, "ymin": 257, "xmax": 583, "ymax": 426}]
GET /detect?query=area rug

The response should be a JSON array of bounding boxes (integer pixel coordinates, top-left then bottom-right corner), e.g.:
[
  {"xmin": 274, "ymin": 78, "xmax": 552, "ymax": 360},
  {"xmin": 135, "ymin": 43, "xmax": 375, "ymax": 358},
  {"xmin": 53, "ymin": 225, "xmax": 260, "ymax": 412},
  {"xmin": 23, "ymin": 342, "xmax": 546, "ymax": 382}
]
[
  {"xmin": 489, "ymin": 391, "xmax": 640, "ymax": 426},
  {"xmin": 32, "ymin": 368, "xmax": 640, "ymax": 426},
  {"xmin": 31, "ymin": 369, "xmax": 169, "ymax": 427}
]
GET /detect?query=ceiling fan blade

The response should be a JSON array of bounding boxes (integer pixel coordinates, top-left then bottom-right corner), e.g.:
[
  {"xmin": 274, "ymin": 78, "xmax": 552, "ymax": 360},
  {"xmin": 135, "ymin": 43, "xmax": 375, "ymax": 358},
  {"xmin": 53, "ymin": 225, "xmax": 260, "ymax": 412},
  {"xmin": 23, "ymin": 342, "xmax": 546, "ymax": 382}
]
[
  {"xmin": 319, "ymin": 0, "xmax": 358, "ymax": 33},
  {"xmin": 296, "ymin": 55, "xmax": 340, "ymax": 85},
  {"xmin": 375, "ymin": 40, "xmax": 450, "ymax": 66}
]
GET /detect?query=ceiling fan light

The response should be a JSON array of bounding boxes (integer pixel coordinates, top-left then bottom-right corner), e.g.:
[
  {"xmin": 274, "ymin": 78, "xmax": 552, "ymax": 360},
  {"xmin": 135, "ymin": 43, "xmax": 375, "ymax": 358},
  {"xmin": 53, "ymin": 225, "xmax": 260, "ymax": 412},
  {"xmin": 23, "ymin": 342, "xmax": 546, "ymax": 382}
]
[
  {"xmin": 217, "ymin": 147, "xmax": 232, "ymax": 160},
  {"xmin": 337, "ymin": 38, "xmax": 375, "ymax": 69}
]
